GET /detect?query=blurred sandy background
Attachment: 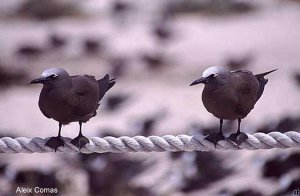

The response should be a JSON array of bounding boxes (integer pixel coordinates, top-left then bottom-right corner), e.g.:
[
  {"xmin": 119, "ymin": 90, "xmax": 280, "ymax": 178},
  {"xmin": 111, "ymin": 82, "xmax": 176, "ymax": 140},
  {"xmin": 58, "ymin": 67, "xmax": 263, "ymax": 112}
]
[{"xmin": 0, "ymin": 0, "xmax": 300, "ymax": 195}]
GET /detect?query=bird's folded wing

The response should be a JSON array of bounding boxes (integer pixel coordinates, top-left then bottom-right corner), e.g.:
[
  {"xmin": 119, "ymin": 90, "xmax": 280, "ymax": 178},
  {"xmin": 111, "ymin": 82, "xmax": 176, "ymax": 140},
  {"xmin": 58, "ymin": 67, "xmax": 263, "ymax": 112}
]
[
  {"xmin": 67, "ymin": 75, "xmax": 99, "ymax": 116},
  {"xmin": 231, "ymin": 70, "xmax": 252, "ymax": 74},
  {"xmin": 232, "ymin": 70, "xmax": 258, "ymax": 116}
]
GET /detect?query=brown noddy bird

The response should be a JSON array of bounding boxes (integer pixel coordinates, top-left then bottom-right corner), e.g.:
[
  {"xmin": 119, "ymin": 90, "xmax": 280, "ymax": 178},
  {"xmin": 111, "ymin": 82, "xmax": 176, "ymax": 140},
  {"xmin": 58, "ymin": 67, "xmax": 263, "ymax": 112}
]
[
  {"xmin": 30, "ymin": 68, "xmax": 116, "ymax": 151},
  {"xmin": 190, "ymin": 66, "xmax": 277, "ymax": 146}
]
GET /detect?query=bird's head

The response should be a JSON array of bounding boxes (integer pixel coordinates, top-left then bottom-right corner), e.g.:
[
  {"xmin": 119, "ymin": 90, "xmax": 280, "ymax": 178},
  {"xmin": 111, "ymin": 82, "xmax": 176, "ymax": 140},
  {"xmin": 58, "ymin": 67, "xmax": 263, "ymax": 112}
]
[
  {"xmin": 190, "ymin": 66, "xmax": 228, "ymax": 86},
  {"xmin": 30, "ymin": 68, "xmax": 71, "ymax": 87}
]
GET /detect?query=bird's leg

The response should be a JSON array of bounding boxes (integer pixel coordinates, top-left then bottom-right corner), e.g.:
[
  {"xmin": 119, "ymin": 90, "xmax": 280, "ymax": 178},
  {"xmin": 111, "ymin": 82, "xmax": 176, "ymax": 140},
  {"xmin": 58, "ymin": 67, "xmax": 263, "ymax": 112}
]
[
  {"xmin": 45, "ymin": 123, "xmax": 65, "ymax": 152},
  {"xmin": 70, "ymin": 122, "xmax": 89, "ymax": 151},
  {"xmin": 205, "ymin": 119, "xmax": 225, "ymax": 148},
  {"xmin": 228, "ymin": 118, "xmax": 248, "ymax": 147}
]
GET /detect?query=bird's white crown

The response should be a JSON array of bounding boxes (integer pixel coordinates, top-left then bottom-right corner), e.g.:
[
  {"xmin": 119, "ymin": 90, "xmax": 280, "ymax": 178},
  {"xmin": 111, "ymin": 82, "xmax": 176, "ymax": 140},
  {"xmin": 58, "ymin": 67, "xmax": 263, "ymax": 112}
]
[
  {"xmin": 202, "ymin": 66, "xmax": 227, "ymax": 77},
  {"xmin": 41, "ymin": 68, "xmax": 67, "ymax": 78}
]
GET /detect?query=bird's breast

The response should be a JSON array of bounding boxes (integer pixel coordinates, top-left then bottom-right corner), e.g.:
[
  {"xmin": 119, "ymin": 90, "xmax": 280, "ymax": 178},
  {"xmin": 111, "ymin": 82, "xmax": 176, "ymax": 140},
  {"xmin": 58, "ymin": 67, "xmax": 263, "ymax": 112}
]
[
  {"xmin": 201, "ymin": 76, "xmax": 259, "ymax": 120},
  {"xmin": 40, "ymin": 87, "xmax": 97, "ymax": 124},
  {"xmin": 202, "ymin": 86, "xmax": 240, "ymax": 120},
  {"xmin": 38, "ymin": 89, "xmax": 73, "ymax": 123}
]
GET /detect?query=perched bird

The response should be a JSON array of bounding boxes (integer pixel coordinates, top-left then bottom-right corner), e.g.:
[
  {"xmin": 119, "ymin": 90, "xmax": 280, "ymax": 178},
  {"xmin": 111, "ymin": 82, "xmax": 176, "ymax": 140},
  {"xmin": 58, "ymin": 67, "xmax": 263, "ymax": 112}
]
[
  {"xmin": 30, "ymin": 68, "xmax": 116, "ymax": 151},
  {"xmin": 190, "ymin": 66, "xmax": 277, "ymax": 146}
]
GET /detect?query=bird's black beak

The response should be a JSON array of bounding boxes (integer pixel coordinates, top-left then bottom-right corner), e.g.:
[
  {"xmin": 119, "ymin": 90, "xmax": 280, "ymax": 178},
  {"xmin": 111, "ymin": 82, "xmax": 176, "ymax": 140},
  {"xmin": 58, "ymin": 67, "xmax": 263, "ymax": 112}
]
[
  {"xmin": 190, "ymin": 77, "xmax": 207, "ymax": 86},
  {"xmin": 30, "ymin": 77, "xmax": 47, "ymax": 84}
]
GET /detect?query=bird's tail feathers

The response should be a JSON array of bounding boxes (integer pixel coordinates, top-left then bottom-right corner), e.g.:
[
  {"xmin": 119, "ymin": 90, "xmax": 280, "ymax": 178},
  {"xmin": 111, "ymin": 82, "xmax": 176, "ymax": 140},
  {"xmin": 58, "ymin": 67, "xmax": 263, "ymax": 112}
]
[
  {"xmin": 255, "ymin": 69, "xmax": 278, "ymax": 78},
  {"xmin": 108, "ymin": 77, "xmax": 116, "ymax": 91},
  {"xmin": 98, "ymin": 74, "xmax": 116, "ymax": 92},
  {"xmin": 255, "ymin": 70, "xmax": 276, "ymax": 101}
]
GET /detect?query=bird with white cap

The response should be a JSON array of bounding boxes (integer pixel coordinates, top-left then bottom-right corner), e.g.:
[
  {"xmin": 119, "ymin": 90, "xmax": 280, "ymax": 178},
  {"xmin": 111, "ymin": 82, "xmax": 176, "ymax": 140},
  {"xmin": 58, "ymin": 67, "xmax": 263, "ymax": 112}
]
[
  {"xmin": 190, "ymin": 66, "xmax": 277, "ymax": 147},
  {"xmin": 30, "ymin": 68, "xmax": 116, "ymax": 151}
]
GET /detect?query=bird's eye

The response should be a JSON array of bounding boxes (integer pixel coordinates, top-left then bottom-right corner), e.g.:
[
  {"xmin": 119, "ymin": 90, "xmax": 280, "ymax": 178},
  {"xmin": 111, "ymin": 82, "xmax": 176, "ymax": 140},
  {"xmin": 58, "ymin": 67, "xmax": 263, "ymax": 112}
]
[
  {"xmin": 48, "ymin": 74, "xmax": 58, "ymax": 79},
  {"xmin": 208, "ymin": 74, "xmax": 216, "ymax": 78}
]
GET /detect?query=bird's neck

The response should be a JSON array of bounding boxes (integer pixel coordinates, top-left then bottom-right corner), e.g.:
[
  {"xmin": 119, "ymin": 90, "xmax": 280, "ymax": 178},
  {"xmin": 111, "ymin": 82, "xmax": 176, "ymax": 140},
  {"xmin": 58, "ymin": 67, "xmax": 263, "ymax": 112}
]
[
  {"xmin": 43, "ymin": 81, "xmax": 72, "ymax": 90},
  {"xmin": 204, "ymin": 79, "xmax": 230, "ymax": 91},
  {"xmin": 204, "ymin": 83, "xmax": 218, "ymax": 92}
]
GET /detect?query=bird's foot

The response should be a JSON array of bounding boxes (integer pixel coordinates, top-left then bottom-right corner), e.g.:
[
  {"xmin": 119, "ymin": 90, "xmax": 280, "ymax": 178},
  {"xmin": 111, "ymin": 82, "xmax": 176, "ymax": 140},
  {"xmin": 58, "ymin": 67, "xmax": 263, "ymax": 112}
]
[
  {"xmin": 228, "ymin": 132, "xmax": 248, "ymax": 147},
  {"xmin": 45, "ymin": 136, "xmax": 64, "ymax": 152},
  {"xmin": 205, "ymin": 133, "xmax": 226, "ymax": 148},
  {"xmin": 70, "ymin": 135, "xmax": 89, "ymax": 151}
]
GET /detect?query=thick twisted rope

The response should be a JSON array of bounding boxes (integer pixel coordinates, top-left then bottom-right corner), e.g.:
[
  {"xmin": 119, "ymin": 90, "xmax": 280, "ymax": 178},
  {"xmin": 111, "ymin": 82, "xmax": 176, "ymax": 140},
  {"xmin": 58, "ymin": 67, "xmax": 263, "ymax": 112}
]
[{"xmin": 0, "ymin": 131, "xmax": 299, "ymax": 154}]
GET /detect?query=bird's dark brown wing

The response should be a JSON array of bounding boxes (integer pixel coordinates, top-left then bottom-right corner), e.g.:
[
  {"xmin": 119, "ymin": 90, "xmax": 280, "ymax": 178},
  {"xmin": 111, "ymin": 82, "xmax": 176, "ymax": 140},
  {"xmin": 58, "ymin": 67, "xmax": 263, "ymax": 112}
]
[
  {"xmin": 68, "ymin": 75, "xmax": 99, "ymax": 117},
  {"xmin": 231, "ymin": 70, "xmax": 259, "ymax": 117}
]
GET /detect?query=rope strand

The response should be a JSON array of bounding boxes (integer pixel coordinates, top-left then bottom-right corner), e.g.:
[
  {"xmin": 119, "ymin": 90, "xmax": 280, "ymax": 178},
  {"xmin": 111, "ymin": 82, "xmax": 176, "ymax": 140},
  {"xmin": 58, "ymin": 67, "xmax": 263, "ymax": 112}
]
[{"xmin": 0, "ymin": 131, "xmax": 299, "ymax": 154}]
